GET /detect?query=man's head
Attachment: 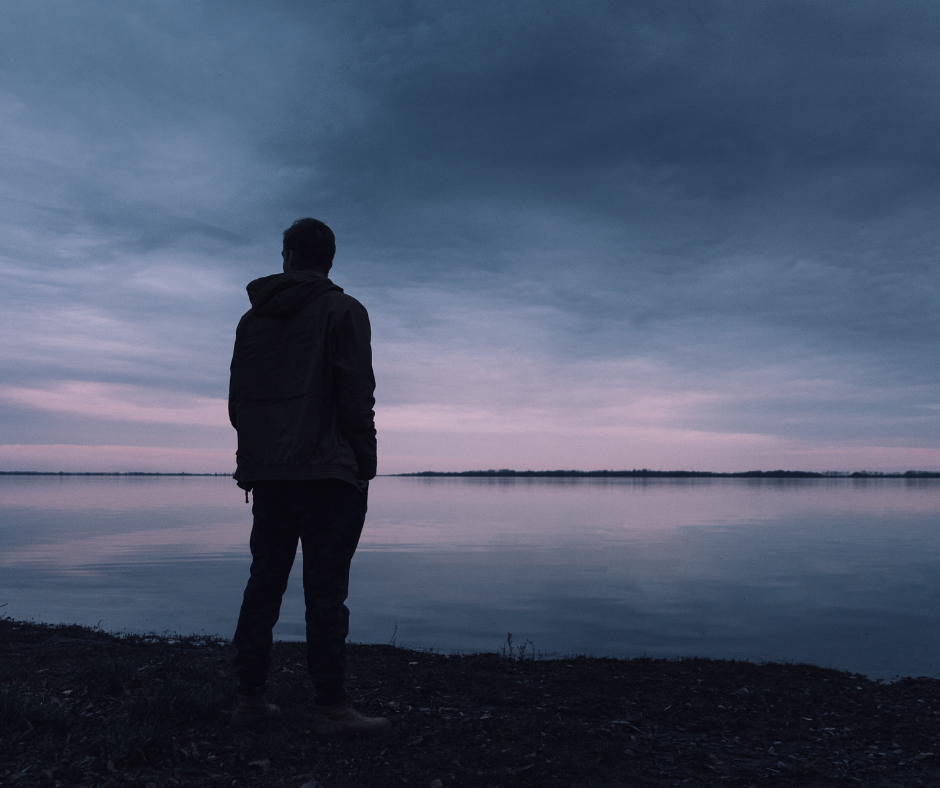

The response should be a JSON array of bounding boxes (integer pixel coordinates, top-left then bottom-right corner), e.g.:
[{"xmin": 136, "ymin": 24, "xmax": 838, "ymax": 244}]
[{"xmin": 282, "ymin": 218, "xmax": 336, "ymax": 274}]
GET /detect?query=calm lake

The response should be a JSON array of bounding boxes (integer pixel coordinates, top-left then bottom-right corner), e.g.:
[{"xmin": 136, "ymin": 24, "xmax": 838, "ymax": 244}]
[{"xmin": 1, "ymin": 475, "xmax": 939, "ymax": 679}]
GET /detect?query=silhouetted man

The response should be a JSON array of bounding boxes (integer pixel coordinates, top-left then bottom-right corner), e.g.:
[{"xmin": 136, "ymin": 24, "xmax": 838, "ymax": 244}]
[{"xmin": 228, "ymin": 218, "xmax": 389, "ymax": 735}]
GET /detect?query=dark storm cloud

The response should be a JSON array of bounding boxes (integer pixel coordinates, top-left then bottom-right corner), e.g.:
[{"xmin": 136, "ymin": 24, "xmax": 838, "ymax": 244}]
[
  {"xmin": 303, "ymin": 1, "xmax": 940, "ymax": 220},
  {"xmin": 0, "ymin": 0, "xmax": 938, "ymax": 466}
]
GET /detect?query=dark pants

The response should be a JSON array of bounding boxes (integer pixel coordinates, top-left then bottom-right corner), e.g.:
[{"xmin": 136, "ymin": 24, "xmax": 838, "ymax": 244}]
[{"xmin": 233, "ymin": 479, "xmax": 366, "ymax": 706}]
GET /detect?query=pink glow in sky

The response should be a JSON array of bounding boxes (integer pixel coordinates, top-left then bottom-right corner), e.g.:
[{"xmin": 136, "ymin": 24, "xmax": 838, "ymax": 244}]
[{"xmin": 0, "ymin": 378, "xmax": 937, "ymax": 474}]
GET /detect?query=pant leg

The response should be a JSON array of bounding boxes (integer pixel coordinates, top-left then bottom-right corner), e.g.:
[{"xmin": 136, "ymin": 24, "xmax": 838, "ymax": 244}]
[
  {"xmin": 298, "ymin": 479, "xmax": 367, "ymax": 705},
  {"xmin": 233, "ymin": 482, "xmax": 302, "ymax": 694}
]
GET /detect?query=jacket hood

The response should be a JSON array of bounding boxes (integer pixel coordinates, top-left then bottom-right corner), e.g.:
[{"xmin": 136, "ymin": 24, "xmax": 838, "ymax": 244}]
[{"xmin": 246, "ymin": 271, "xmax": 343, "ymax": 317}]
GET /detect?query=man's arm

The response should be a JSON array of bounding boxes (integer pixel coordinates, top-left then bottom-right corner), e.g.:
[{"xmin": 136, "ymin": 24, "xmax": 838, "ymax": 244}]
[
  {"xmin": 228, "ymin": 313, "xmax": 251, "ymax": 430},
  {"xmin": 333, "ymin": 299, "xmax": 377, "ymax": 480},
  {"xmin": 229, "ymin": 342, "xmax": 240, "ymax": 431}
]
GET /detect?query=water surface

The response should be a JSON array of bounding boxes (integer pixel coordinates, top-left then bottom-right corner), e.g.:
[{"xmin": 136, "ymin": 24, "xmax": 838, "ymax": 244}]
[{"xmin": 1, "ymin": 475, "xmax": 938, "ymax": 679}]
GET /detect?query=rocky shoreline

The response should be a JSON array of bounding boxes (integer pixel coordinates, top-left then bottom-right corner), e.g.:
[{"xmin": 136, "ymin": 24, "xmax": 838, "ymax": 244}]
[{"xmin": 2, "ymin": 618, "xmax": 939, "ymax": 787}]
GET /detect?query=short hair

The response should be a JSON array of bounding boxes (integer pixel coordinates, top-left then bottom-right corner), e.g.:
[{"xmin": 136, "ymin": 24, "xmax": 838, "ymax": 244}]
[{"xmin": 282, "ymin": 218, "xmax": 336, "ymax": 270}]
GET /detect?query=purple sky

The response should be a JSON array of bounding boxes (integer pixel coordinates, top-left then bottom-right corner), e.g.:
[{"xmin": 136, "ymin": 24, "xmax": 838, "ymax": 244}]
[{"xmin": 1, "ymin": 1, "xmax": 938, "ymax": 473}]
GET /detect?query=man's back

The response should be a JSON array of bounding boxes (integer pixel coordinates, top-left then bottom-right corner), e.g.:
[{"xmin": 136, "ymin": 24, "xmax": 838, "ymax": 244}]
[{"xmin": 228, "ymin": 269, "xmax": 377, "ymax": 489}]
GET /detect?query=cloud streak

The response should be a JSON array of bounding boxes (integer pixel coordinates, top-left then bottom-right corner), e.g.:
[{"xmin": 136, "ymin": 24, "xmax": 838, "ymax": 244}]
[{"xmin": 0, "ymin": 382, "xmax": 229, "ymax": 427}]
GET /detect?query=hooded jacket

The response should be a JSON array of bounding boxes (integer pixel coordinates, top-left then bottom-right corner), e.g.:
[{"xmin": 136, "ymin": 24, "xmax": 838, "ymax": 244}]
[{"xmin": 229, "ymin": 270, "xmax": 377, "ymax": 489}]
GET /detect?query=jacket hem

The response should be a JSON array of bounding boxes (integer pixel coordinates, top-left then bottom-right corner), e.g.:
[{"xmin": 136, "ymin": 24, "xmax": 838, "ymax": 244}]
[{"xmin": 233, "ymin": 464, "xmax": 360, "ymax": 489}]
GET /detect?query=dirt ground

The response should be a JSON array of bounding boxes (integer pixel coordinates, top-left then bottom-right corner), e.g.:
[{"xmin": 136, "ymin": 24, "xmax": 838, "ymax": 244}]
[{"xmin": 2, "ymin": 618, "xmax": 940, "ymax": 787}]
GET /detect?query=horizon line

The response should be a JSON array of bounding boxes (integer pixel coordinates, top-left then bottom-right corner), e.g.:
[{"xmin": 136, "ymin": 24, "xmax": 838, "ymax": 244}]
[{"xmin": 1, "ymin": 468, "xmax": 939, "ymax": 478}]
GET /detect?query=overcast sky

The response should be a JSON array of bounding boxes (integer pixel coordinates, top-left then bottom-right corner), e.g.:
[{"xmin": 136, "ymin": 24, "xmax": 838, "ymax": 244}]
[{"xmin": 1, "ymin": 1, "xmax": 938, "ymax": 473}]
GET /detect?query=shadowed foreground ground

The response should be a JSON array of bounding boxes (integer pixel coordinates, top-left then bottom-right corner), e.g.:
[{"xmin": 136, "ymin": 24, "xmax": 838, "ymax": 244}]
[{"xmin": 2, "ymin": 618, "xmax": 939, "ymax": 787}]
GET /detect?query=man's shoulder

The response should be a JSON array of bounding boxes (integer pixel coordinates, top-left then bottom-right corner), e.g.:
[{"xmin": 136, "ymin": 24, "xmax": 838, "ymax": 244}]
[
  {"xmin": 321, "ymin": 286, "xmax": 369, "ymax": 316},
  {"xmin": 235, "ymin": 306, "xmax": 255, "ymax": 330}
]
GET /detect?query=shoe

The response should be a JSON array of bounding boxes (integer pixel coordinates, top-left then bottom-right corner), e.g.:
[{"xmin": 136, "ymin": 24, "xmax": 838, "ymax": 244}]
[
  {"xmin": 231, "ymin": 693, "xmax": 281, "ymax": 727},
  {"xmin": 315, "ymin": 700, "xmax": 391, "ymax": 737}
]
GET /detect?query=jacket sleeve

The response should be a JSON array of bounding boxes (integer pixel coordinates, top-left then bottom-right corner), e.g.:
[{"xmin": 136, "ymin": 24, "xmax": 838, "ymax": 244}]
[
  {"xmin": 332, "ymin": 299, "xmax": 377, "ymax": 480},
  {"xmin": 228, "ymin": 313, "xmax": 250, "ymax": 430},
  {"xmin": 228, "ymin": 341, "xmax": 239, "ymax": 431},
  {"xmin": 228, "ymin": 372, "xmax": 238, "ymax": 430}
]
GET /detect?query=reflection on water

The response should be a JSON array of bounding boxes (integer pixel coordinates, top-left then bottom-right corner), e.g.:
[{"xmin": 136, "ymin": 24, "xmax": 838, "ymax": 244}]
[{"xmin": 1, "ymin": 475, "xmax": 939, "ymax": 679}]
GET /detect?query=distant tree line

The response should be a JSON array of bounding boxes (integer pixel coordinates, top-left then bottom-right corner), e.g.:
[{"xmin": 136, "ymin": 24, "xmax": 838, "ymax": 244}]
[{"xmin": 399, "ymin": 469, "xmax": 940, "ymax": 479}]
